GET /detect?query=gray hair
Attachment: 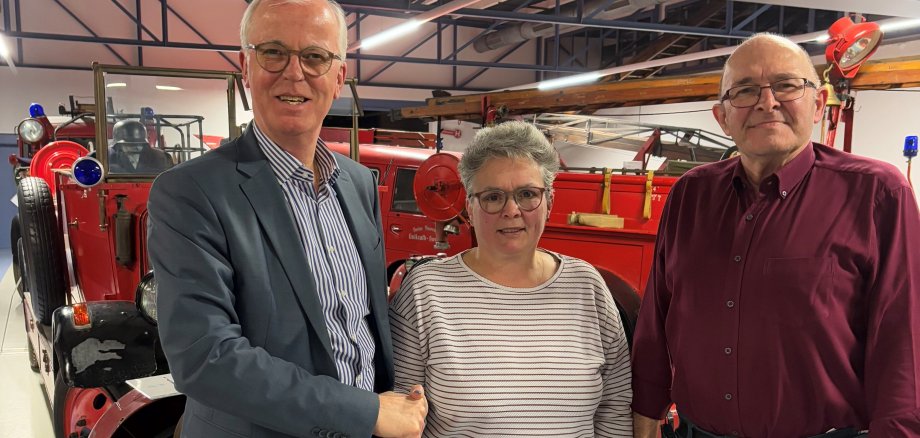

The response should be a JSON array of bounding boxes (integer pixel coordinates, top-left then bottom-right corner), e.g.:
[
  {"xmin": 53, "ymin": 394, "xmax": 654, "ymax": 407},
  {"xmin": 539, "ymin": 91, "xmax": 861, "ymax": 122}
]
[
  {"xmin": 720, "ymin": 32, "xmax": 819, "ymax": 94},
  {"xmin": 240, "ymin": 0, "xmax": 348, "ymax": 60},
  {"xmin": 459, "ymin": 121, "xmax": 560, "ymax": 193}
]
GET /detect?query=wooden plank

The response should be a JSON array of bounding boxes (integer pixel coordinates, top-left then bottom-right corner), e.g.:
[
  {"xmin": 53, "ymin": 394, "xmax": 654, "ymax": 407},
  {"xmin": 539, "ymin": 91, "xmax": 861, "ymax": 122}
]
[
  {"xmin": 850, "ymin": 56, "xmax": 920, "ymax": 89},
  {"xmin": 397, "ymin": 56, "xmax": 920, "ymax": 120}
]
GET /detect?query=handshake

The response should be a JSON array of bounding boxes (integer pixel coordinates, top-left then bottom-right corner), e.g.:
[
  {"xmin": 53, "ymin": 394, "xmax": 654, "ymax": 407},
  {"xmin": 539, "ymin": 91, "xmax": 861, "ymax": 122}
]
[{"xmin": 374, "ymin": 385, "xmax": 428, "ymax": 438}]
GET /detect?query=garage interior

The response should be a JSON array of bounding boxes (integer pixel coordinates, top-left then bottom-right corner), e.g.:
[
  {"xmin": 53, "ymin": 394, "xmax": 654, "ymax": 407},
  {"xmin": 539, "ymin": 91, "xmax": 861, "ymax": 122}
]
[{"xmin": 2, "ymin": 0, "xmax": 920, "ymax": 436}]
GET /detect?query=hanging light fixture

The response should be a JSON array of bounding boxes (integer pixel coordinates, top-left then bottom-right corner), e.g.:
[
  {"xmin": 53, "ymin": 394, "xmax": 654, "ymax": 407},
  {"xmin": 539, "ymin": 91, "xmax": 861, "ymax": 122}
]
[{"xmin": 825, "ymin": 16, "xmax": 883, "ymax": 79}]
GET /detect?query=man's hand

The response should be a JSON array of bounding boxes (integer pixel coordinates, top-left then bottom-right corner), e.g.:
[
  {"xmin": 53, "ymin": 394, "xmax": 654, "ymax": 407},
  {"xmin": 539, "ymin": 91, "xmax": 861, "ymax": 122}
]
[
  {"xmin": 633, "ymin": 412, "xmax": 661, "ymax": 438},
  {"xmin": 373, "ymin": 385, "xmax": 428, "ymax": 438}
]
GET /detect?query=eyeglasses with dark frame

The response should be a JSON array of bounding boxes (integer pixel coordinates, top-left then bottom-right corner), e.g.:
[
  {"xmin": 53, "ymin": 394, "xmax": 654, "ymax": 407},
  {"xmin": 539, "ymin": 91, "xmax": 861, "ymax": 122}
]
[
  {"xmin": 720, "ymin": 78, "xmax": 818, "ymax": 108},
  {"xmin": 245, "ymin": 42, "xmax": 342, "ymax": 77},
  {"xmin": 469, "ymin": 187, "xmax": 548, "ymax": 215}
]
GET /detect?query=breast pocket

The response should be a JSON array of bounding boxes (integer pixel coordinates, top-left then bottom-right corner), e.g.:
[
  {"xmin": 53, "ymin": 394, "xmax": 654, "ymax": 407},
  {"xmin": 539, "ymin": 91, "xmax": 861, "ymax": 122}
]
[{"xmin": 762, "ymin": 257, "xmax": 835, "ymax": 327}]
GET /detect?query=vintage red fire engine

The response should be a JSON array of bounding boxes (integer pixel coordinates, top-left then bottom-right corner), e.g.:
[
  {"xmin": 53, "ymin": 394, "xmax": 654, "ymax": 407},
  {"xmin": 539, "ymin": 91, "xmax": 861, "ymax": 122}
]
[{"xmin": 12, "ymin": 63, "xmax": 723, "ymax": 437}]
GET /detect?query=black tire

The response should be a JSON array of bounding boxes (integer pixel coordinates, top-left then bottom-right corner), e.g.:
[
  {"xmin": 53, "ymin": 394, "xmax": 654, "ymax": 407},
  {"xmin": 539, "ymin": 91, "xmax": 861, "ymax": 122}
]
[
  {"xmin": 613, "ymin": 300, "xmax": 636, "ymax": 350},
  {"xmin": 597, "ymin": 270, "xmax": 641, "ymax": 349},
  {"xmin": 17, "ymin": 177, "xmax": 68, "ymax": 325},
  {"xmin": 10, "ymin": 215, "xmax": 22, "ymax": 298},
  {"xmin": 17, "ymin": 238, "xmax": 29, "ymax": 297}
]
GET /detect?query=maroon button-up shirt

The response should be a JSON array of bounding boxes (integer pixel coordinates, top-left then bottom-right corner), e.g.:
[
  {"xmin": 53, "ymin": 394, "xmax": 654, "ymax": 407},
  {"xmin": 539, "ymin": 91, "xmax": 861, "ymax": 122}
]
[{"xmin": 632, "ymin": 142, "xmax": 920, "ymax": 437}]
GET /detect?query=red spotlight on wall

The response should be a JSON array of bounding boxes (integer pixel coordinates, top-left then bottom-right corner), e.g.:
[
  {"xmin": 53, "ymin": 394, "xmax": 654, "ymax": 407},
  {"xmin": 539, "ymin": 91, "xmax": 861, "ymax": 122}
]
[{"xmin": 825, "ymin": 16, "xmax": 883, "ymax": 79}]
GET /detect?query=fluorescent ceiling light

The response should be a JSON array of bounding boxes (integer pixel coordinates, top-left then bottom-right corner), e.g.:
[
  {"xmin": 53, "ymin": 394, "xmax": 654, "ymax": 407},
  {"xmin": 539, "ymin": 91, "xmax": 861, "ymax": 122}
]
[
  {"xmin": 538, "ymin": 72, "xmax": 603, "ymax": 91},
  {"xmin": 360, "ymin": 20, "xmax": 422, "ymax": 50},
  {"xmin": 106, "ymin": 82, "xmax": 127, "ymax": 88},
  {"xmin": 509, "ymin": 16, "xmax": 910, "ymax": 93},
  {"xmin": 156, "ymin": 85, "xmax": 183, "ymax": 91},
  {"xmin": 880, "ymin": 18, "xmax": 920, "ymax": 33},
  {"xmin": 0, "ymin": 34, "xmax": 16, "ymax": 73}
]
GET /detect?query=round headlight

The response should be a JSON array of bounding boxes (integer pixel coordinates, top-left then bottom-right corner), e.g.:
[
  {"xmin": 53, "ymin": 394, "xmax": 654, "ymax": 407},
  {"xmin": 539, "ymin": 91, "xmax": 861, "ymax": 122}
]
[
  {"xmin": 136, "ymin": 271, "xmax": 158, "ymax": 324},
  {"xmin": 17, "ymin": 118, "xmax": 45, "ymax": 143}
]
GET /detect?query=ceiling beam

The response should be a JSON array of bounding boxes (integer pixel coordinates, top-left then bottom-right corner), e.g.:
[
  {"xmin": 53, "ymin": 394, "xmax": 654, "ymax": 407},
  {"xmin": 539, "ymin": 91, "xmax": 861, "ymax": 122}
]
[
  {"xmin": 338, "ymin": 0, "xmax": 754, "ymax": 39},
  {"xmin": 742, "ymin": 0, "xmax": 920, "ymax": 18},
  {"xmin": 396, "ymin": 56, "xmax": 920, "ymax": 119}
]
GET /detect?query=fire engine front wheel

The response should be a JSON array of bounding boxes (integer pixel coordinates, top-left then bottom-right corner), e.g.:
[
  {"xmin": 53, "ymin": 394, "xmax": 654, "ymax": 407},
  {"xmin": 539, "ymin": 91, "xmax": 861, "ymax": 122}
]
[
  {"xmin": 53, "ymin": 373, "xmax": 113, "ymax": 438},
  {"xmin": 597, "ymin": 269, "xmax": 641, "ymax": 348},
  {"xmin": 17, "ymin": 176, "xmax": 68, "ymax": 326}
]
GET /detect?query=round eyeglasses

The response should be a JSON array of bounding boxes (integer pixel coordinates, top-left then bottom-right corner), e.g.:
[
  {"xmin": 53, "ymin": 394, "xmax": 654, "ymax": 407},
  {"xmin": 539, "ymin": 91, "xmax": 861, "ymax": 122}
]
[
  {"xmin": 720, "ymin": 78, "xmax": 817, "ymax": 108},
  {"xmin": 245, "ymin": 42, "xmax": 342, "ymax": 77},
  {"xmin": 469, "ymin": 187, "xmax": 548, "ymax": 214}
]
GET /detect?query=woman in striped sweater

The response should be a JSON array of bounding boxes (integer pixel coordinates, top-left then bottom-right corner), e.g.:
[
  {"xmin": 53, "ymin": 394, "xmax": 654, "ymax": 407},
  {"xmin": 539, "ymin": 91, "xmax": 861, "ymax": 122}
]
[{"xmin": 389, "ymin": 121, "xmax": 633, "ymax": 437}]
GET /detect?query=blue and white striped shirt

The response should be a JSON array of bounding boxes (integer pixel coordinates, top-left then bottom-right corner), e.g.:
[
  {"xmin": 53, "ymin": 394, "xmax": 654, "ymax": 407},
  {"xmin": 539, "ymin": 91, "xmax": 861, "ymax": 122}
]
[{"xmin": 254, "ymin": 124, "xmax": 376, "ymax": 391}]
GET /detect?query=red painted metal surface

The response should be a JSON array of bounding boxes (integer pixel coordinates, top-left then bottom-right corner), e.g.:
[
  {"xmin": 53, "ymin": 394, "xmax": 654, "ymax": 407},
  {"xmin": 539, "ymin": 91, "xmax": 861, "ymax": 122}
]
[
  {"xmin": 325, "ymin": 141, "xmax": 473, "ymax": 273},
  {"xmin": 325, "ymin": 137, "xmax": 678, "ymax": 301},
  {"xmin": 87, "ymin": 390, "xmax": 154, "ymax": 438},
  {"xmin": 413, "ymin": 153, "xmax": 466, "ymax": 222},
  {"xmin": 59, "ymin": 182, "xmax": 153, "ymax": 303},
  {"xmin": 29, "ymin": 140, "xmax": 88, "ymax": 195},
  {"xmin": 319, "ymin": 127, "xmax": 375, "ymax": 144},
  {"xmin": 61, "ymin": 386, "xmax": 112, "ymax": 437}
]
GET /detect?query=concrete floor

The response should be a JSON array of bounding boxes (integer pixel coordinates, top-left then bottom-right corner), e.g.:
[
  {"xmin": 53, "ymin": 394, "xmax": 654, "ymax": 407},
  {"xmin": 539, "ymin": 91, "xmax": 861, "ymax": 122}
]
[{"xmin": 0, "ymin": 254, "xmax": 56, "ymax": 437}]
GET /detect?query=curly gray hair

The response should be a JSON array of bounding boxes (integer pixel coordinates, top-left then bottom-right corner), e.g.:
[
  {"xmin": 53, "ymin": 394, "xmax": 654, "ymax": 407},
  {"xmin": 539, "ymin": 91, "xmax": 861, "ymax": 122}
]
[
  {"xmin": 459, "ymin": 121, "xmax": 560, "ymax": 194},
  {"xmin": 240, "ymin": 0, "xmax": 347, "ymax": 60}
]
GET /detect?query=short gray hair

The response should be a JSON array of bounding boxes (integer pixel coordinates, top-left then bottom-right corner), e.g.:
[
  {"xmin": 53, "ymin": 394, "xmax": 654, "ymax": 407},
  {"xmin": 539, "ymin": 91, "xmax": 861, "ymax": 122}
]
[
  {"xmin": 240, "ymin": 0, "xmax": 348, "ymax": 60},
  {"xmin": 459, "ymin": 121, "xmax": 560, "ymax": 193},
  {"xmin": 720, "ymin": 32, "xmax": 819, "ymax": 94}
]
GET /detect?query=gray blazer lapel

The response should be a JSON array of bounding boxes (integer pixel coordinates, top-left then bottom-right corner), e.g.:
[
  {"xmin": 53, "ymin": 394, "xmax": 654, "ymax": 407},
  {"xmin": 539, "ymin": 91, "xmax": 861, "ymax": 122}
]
[
  {"xmin": 332, "ymin": 171, "xmax": 389, "ymax": 331},
  {"xmin": 236, "ymin": 136, "xmax": 335, "ymax": 361}
]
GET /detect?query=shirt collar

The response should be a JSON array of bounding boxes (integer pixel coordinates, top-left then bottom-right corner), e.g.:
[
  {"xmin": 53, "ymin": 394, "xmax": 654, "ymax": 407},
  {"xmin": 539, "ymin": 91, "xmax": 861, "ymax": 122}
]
[
  {"xmin": 731, "ymin": 142, "xmax": 816, "ymax": 200},
  {"xmin": 253, "ymin": 122, "xmax": 340, "ymax": 185}
]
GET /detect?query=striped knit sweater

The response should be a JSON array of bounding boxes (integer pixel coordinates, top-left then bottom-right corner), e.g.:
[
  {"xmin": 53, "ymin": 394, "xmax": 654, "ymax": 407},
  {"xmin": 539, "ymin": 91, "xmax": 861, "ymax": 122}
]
[{"xmin": 389, "ymin": 250, "xmax": 633, "ymax": 437}]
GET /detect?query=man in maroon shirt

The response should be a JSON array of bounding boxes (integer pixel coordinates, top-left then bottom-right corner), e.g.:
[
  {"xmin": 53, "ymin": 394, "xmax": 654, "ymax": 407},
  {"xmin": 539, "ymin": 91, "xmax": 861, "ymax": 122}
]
[{"xmin": 631, "ymin": 33, "xmax": 920, "ymax": 438}]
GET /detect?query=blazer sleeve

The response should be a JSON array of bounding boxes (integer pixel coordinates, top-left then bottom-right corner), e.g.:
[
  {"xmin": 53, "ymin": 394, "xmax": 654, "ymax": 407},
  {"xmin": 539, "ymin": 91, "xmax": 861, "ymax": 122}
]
[{"xmin": 147, "ymin": 168, "xmax": 380, "ymax": 438}]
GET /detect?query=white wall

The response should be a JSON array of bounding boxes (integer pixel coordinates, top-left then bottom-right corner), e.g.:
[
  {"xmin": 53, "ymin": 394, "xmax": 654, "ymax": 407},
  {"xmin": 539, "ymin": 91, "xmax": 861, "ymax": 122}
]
[
  {"xmin": 0, "ymin": 69, "xmax": 95, "ymax": 132},
  {"xmin": 0, "ymin": 68, "xmax": 244, "ymax": 141}
]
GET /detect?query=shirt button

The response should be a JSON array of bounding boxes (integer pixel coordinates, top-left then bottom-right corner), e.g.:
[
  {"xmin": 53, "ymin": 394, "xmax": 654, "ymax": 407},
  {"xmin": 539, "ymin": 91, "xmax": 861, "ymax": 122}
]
[
  {"xmin": 781, "ymin": 190, "xmax": 788, "ymax": 198},
  {"xmin": 339, "ymin": 290, "xmax": 347, "ymax": 299},
  {"xmin": 745, "ymin": 214, "xmax": 754, "ymax": 221},
  {"xmin": 724, "ymin": 393, "xmax": 733, "ymax": 400},
  {"xmin": 726, "ymin": 300, "xmax": 735, "ymax": 308},
  {"xmin": 733, "ymin": 255, "xmax": 742, "ymax": 262},
  {"xmin": 328, "ymin": 246, "xmax": 335, "ymax": 253},
  {"xmin": 355, "ymin": 373, "xmax": 363, "ymax": 383},
  {"xmin": 349, "ymin": 333, "xmax": 357, "ymax": 342},
  {"xmin": 724, "ymin": 347, "xmax": 733, "ymax": 355}
]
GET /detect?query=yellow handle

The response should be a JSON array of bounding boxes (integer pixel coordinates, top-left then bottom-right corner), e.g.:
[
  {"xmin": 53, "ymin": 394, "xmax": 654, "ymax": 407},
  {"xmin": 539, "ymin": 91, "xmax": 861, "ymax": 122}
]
[
  {"xmin": 643, "ymin": 171, "xmax": 654, "ymax": 219},
  {"xmin": 602, "ymin": 168, "xmax": 611, "ymax": 215}
]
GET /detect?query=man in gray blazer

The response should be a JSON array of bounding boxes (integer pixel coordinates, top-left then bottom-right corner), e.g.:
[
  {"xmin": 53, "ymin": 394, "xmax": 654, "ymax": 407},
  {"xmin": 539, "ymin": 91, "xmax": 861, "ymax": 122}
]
[{"xmin": 147, "ymin": 0, "xmax": 427, "ymax": 437}]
